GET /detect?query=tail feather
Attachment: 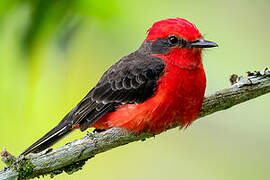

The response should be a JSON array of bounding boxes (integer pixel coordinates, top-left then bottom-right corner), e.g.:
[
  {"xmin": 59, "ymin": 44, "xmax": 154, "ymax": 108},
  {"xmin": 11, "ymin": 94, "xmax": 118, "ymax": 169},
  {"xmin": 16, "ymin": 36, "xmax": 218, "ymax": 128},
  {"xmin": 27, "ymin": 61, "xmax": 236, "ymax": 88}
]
[{"xmin": 20, "ymin": 122, "xmax": 73, "ymax": 156}]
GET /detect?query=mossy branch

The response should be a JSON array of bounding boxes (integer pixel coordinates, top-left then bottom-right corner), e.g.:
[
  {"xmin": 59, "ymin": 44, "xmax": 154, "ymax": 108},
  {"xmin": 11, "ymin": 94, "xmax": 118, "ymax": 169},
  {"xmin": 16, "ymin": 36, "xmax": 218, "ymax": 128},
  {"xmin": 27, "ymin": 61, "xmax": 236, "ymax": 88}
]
[{"xmin": 1, "ymin": 68, "xmax": 270, "ymax": 180}]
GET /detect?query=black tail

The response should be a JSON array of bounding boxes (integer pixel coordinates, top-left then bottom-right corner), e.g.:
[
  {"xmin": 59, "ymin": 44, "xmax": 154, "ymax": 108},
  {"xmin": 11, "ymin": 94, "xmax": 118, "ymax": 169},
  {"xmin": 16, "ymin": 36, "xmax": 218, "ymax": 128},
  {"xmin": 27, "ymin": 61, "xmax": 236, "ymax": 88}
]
[{"xmin": 20, "ymin": 121, "xmax": 73, "ymax": 156}]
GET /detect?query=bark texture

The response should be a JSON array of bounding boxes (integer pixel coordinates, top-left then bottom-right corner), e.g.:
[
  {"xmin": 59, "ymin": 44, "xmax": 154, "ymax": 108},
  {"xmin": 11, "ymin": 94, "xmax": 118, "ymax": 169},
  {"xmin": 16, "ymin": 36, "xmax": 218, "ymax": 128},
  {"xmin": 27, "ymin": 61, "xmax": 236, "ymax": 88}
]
[{"xmin": 1, "ymin": 68, "xmax": 270, "ymax": 180}]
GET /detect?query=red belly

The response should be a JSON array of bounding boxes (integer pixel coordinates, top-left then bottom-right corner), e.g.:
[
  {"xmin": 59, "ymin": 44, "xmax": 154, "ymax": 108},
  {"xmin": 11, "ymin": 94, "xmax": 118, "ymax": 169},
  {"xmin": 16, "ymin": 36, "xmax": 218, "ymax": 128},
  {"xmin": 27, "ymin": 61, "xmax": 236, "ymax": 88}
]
[{"xmin": 91, "ymin": 66, "xmax": 206, "ymax": 134}]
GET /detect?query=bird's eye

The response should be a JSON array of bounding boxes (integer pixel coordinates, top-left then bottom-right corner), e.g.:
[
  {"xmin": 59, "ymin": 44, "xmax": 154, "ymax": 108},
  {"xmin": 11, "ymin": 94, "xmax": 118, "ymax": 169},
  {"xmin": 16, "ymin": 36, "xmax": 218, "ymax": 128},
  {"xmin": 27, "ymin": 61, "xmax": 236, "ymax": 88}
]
[{"xmin": 168, "ymin": 36, "xmax": 178, "ymax": 45}]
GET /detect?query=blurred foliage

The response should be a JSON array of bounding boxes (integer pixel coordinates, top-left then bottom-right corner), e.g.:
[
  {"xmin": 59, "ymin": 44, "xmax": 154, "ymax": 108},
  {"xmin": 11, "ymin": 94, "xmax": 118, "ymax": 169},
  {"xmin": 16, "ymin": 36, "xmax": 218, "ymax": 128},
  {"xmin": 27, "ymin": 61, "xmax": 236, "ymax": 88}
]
[
  {"xmin": 0, "ymin": 0, "xmax": 270, "ymax": 180},
  {"xmin": 0, "ymin": 0, "xmax": 117, "ymax": 58}
]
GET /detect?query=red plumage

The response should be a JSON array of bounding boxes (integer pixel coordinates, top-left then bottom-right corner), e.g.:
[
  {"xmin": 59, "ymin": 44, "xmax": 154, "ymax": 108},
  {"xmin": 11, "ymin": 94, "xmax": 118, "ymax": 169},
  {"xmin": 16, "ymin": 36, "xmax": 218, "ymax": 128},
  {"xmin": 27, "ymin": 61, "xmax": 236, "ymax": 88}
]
[
  {"xmin": 21, "ymin": 18, "xmax": 217, "ymax": 156},
  {"xmin": 146, "ymin": 18, "xmax": 202, "ymax": 41},
  {"xmin": 91, "ymin": 18, "xmax": 206, "ymax": 133}
]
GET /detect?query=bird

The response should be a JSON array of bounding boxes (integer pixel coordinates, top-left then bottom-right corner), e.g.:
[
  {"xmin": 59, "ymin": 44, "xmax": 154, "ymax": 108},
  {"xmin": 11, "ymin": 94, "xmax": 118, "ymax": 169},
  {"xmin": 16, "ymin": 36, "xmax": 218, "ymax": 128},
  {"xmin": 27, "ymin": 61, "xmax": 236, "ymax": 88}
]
[{"xmin": 21, "ymin": 18, "xmax": 218, "ymax": 156}]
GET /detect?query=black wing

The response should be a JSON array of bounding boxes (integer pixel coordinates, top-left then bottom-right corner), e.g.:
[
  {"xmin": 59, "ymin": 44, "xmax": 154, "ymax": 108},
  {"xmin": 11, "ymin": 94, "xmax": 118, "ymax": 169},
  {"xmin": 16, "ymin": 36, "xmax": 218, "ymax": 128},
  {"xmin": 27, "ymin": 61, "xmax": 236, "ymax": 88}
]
[
  {"xmin": 20, "ymin": 50, "xmax": 165, "ymax": 155},
  {"xmin": 72, "ymin": 51, "xmax": 165, "ymax": 131}
]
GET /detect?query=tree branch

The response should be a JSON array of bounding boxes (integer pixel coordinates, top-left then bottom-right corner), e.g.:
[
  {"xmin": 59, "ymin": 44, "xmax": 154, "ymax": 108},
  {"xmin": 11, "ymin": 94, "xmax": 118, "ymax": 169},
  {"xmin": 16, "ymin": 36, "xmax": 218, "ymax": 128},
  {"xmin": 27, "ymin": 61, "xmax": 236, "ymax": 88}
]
[{"xmin": 1, "ymin": 68, "xmax": 270, "ymax": 180}]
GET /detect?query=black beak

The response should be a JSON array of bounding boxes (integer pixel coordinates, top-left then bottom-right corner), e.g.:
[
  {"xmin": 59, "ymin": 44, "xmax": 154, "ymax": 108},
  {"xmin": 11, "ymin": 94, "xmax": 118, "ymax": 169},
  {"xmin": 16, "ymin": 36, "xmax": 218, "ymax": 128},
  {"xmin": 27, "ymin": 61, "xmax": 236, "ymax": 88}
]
[{"xmin": 189, "ymin": 39, "xmax": 218, "ymax": 48}]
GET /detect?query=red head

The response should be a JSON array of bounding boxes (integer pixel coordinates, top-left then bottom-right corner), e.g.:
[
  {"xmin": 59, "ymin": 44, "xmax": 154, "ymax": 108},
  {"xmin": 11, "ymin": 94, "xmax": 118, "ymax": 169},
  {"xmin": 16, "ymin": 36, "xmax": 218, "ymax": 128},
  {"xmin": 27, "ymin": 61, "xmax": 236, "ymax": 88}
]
[
  {"xmin": 146, "ymin": 18, "xmax": 202, "ymax": 42},
  {"xmin": 144, "ymin": 18, "xmax": 217, "ymax": 69}
]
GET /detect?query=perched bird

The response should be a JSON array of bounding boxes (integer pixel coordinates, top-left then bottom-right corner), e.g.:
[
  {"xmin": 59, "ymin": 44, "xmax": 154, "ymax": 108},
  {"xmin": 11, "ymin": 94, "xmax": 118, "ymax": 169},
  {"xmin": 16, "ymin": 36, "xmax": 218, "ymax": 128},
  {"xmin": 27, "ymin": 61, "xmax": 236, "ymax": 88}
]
[{"xmin": 21, "ymin": 18, "xmax": 217, "ymax": 156}]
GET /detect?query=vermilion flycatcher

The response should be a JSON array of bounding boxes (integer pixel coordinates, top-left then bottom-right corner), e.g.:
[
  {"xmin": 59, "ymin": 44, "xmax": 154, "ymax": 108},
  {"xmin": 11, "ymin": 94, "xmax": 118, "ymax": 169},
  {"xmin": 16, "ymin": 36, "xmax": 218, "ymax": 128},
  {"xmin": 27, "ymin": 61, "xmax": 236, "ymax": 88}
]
[{"xmin": 21, "ymin": 18, "xmax": 217, "ymax": 155}]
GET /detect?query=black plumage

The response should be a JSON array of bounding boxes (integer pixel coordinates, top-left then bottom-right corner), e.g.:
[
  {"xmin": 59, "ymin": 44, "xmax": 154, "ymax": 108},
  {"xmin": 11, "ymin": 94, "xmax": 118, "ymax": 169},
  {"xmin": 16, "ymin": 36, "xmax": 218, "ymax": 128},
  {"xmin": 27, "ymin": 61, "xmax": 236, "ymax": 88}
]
[
  {"xmin": 20, "ymin": 41, "xmax": 165, "ymax": 155},
  {"xmin": 74, "ymin": 50, "xmax": 165, "ymax": 131}
]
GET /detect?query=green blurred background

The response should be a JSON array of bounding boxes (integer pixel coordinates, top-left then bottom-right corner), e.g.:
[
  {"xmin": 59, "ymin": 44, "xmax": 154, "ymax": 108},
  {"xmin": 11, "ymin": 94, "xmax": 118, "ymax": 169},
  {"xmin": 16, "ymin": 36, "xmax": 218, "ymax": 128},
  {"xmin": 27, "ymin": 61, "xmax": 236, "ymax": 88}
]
[{"xmin": 0, "ymin": 0, "xmax": 270, "ymax": 179}]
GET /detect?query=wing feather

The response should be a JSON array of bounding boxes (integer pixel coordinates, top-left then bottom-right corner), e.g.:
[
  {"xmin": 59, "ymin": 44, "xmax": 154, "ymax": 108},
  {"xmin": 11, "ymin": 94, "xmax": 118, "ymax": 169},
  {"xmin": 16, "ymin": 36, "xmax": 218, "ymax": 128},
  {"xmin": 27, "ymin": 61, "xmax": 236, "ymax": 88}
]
[{"xmin": 68, "ymin": 51, "xmax": 165, "ymax": 131}]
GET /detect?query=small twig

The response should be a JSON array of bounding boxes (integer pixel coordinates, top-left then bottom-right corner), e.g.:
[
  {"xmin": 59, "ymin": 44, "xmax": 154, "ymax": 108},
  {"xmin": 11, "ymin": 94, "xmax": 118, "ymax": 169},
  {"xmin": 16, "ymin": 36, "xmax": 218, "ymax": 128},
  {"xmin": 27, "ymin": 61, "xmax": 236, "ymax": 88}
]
[{"xmin": 1, "ymin": 68, "xmax": 270, "ymax": 180}]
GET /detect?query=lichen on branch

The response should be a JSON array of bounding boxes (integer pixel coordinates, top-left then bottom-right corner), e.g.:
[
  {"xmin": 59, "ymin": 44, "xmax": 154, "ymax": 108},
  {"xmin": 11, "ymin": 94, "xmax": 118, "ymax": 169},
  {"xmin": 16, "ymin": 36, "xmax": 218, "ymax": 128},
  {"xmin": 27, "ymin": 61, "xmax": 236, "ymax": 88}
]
[{"xmin": 0, "ymin": 68, "xmax": 269, "ymax": 180}]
